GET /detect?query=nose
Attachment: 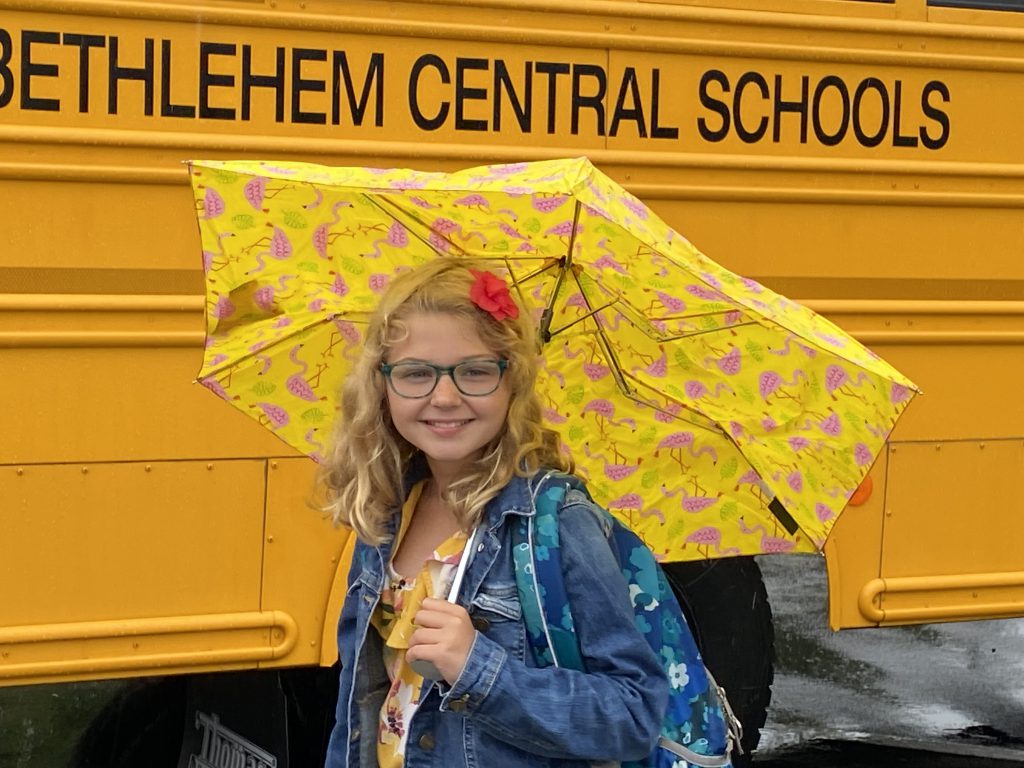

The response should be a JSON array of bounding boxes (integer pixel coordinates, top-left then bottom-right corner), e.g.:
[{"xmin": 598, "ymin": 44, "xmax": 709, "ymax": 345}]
[{"xmin": 430, "ymin": 371, "xmax": 462, "ymax": 405}]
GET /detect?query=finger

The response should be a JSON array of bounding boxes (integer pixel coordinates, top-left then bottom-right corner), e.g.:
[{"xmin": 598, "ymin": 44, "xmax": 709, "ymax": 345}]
[
  {"xmin": 408, "ymin": 626, "xmax": 445, "ymax": 649},
  {"xmin": 413, "ymin": 609, "xmax": 459, "ymax": 629},
  {"xmin": 419, "ymin": 597, "xmax": 466, "ymax": 615}
]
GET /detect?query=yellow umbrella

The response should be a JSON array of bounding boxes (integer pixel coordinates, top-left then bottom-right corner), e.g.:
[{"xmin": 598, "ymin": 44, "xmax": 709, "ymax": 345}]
[{"xmin": 188, "ymin": 157, "xmax": 918, "ymax": 561}]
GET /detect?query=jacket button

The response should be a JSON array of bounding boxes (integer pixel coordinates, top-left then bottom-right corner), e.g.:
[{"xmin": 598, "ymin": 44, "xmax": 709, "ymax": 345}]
[
  {"xmin": 471, "ymin": 615, "xmax": 490, "ymax": 632},
  {"xmin": 349, "ymin": 728, "xmax": 360, "ymax": 742},
  {"xmin": 449, "ymin": 693, "xmax": 471, "ymax": 712},
  {"xmin": 418, "ymin": 732, "xmax": 436, "ymax": 751}
]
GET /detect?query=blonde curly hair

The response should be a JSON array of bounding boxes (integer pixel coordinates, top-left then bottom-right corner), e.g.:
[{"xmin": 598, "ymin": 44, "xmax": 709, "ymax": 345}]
[{"xmin": 319, "ymin": 258, "xmax": 570, "ymax": 544}]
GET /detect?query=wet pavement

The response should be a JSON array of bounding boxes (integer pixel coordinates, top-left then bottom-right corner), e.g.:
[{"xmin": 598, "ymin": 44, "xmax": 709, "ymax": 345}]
[{"xmin": 752, "ymin": 555, "xmax": 1024, "ymax": 765}]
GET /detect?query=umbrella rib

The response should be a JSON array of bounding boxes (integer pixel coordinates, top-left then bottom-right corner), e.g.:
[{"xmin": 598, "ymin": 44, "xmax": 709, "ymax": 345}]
[
  {"xmin": 361, "ymin": 193, "xmax": 470, "ymax": 258},
  {"xmin": 566, "ymin": 266, "xmax": 634, "ymax": 397},
  {"xmin": 545, "ymin": 298, "xmax": 620, "ymax": 337},
  {"xmin": 652, "ymin": 320, "xmax": 762, "ymax": 342}
]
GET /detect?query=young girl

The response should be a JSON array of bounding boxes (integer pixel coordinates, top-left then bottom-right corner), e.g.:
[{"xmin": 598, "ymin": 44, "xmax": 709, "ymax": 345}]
[{"xmin": 320, "ymin": 258, "xmax": 668, "ymax": 767}]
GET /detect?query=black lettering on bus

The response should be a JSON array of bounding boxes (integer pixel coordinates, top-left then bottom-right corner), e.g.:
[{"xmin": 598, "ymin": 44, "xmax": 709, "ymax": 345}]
[
  {"xmin": 734, "ymin": 71, "xmax": 768, "ymax": 143},
  {"xmin": 852, "ymin": 77, "xmax": 888, "ymax": 148},
  {"xmin": 409, "ymin": 53, "xmax": 450, "ymax": 131},
  {"xmin": 241, "ymin": 44, "xmax": 284, "ymax": 122},
  {"xmin": 891, "ymin": 80, "xmax": 918, "ymax": 148},
  {"xmin": 455, "ymin": 57, "xmax": 488, "ymax": 131},
  {"xmin": 920, "ymin": 80, "xmax": 950, "ymax": 150},
  {"xmin": 63, "ymin": 33, "xmax": 105, "ymax": 113},
  {"xmin": 333, "ymin": 51, "xmax": 384, "ymax": 127},
  {"xmin": 571, "ymin": 63, "xmax": 606, "ymax": 136},
  {"xmin": 0, "ymin": 29, "xmax": 12, "ymax": 109},
  {"xmin": 22, "ymin": 30, "xmax": 60, "ymax": 112},
  {"xmin": 161, "ymin": 39, "xmax": 196, "ymax": 118},
  {"xmin": 199, "ymin": 42, "xmax": 237, "ymax": 120},
  {"xmin": 609, "ymin": 66, "xmax": 646, "ymax": 138},
  {"xmin": 535, "ymin": 62, "xmax": 569, "ymax": 134},
  {"xmin": 493, "ymin": 59, "xmax": 531, "ymax": 133},
  {"xmin": 811, "ymin": 75, "xmax": 849, "ymax": 146},
  {"xmin": 697, "ymin": 69, "xmax": 730, "ymax": 142},
  {"xmin": 292, "ymin": 48, "xmax": 326, "ymax": 124},
  {"xmin": 650, "ymin": 68, "xmax": 679, "ymax": 139},
  {"xmin": 773, "ymin": 74, "xmax": 808, "ymax": 143},
  {"xmin": 108, "ymin": 35, "xmax": 154, "ymax": 116}
]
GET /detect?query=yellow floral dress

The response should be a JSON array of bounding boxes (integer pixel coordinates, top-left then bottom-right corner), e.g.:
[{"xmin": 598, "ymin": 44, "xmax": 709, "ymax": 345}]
[{"xmin": 373, "ymin": 482, "xmax": 469, "ymax": 768}]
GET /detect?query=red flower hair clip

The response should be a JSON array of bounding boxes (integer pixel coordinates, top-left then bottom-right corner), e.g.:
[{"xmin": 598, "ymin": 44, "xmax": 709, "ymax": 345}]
[{"xmin": 469, "ymin": 269, "xmax": 519, "ymax": 322}]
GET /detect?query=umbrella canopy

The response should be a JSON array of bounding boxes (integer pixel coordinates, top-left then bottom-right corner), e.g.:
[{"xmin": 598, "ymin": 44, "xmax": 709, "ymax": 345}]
[{"xmin": 188, "ymin": 157, "xmax": 918, "ymax": 561}]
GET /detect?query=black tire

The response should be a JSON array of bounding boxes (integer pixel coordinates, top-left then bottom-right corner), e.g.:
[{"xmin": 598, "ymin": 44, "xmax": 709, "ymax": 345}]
[{"xmin": 663, "ymin": 556, "xmax": 774, "ymax": 767}]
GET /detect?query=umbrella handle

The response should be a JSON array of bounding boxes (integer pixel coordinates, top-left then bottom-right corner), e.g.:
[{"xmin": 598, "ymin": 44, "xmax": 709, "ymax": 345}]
[{"xmin": 409, "ymin": 525, "xmax": 482, "ymax": 681}]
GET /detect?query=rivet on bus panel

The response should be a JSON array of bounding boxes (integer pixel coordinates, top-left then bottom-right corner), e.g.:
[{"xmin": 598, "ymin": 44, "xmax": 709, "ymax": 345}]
[
  {"xmin": 207, "ymin": 463, "xmax": 214, "ymax": 470},
  {"xmin": 81, "ymin": 467, "xmax": 89, "ymax": 474},
  {"xmin": 271, "ymin": 461, "xmax": 278, "ymax": 469},
  {"xmin": 16, "ymin": 468, "xmax": 23, "ymax": 476}
]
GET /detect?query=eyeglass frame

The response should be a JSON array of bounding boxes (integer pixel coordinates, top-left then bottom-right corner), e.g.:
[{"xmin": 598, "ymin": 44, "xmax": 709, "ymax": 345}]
[{"xmin": 379, "ymin": 359, "xmax": 509, "ymax": 398}]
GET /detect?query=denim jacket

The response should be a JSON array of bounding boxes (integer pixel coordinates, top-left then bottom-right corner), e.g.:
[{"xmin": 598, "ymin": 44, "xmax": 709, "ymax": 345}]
[{"xmin": 324, "ymin": 469, "xmax": 669, "ymax": 768}]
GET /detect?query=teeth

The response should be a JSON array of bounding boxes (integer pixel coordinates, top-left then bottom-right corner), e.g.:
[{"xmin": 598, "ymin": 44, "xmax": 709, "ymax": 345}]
[{"xmin": 427, "ymin": 420, "xmax": 468, "ymax": 428}]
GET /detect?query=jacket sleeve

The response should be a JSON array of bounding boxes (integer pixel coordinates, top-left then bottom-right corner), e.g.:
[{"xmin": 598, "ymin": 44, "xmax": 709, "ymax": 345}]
[{"xmin": 439, "ymin": 497, "xmax": 669, "ymax": 761}]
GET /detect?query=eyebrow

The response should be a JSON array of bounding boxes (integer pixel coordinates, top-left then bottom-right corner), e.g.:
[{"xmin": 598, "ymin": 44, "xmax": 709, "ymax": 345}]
[{"xmin": 387, "ymin": 355, "xmax": 497, "ymax": 365}]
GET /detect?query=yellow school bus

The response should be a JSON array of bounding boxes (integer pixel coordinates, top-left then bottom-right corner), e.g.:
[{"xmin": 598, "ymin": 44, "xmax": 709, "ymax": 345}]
[{"xmin": 1, "ymin": 0, "xmax": 1022, "ymax": 764}]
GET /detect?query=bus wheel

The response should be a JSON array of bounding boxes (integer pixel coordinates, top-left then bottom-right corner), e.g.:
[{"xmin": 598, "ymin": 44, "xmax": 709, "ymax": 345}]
[{"xmin": 662, "ymin": 556, "xmax": 774, "ymax": 767}]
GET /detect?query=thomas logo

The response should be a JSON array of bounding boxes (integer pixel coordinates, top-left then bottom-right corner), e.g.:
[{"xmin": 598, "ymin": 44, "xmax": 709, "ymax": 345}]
[{"xmin": 188, "ymin": 711, "xmax": 278, "ymax": 768}]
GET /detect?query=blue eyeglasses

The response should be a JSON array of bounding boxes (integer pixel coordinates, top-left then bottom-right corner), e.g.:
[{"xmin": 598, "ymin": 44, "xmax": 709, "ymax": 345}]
[{"xmin": 380, "ymin": 359, "xmax": 509, "ymax": 398}]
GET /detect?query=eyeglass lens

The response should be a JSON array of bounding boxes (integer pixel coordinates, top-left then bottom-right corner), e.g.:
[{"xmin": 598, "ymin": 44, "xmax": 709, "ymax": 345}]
[{"xmin": 386, "ymin": 361, "xmax": 504, "ymax": 397}]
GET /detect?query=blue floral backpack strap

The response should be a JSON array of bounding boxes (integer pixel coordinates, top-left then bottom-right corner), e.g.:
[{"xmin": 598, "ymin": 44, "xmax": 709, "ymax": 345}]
[
  {"xmin": 512, "ymin": 471, "xmax": 739, "ymax": 768},
  {"xmin": 510, "ymin": 471, "xmax": 584, "ymax": 670}
]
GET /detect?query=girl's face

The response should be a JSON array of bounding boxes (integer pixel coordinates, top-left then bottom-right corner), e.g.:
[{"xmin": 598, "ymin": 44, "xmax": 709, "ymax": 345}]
[{"xmin": 383, "ymin": 312, "xmax": 511, "ymax": 483}]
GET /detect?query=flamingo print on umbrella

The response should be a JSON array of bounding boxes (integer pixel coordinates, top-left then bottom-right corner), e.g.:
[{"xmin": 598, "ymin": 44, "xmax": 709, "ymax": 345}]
[
  {"xmin": 630, "ymin": 346, "xmax": 668, "ymax": 378},
  {"xmin": 453, "ymin": 193, "xmax": 491, "ymax": 211},
  {"xmin": 322, "ymin": 319, "xmax": 362, "ymax": 363},
  {"xmin": 312, "ymin": 201, "xmax": 354, "ymax": 258},
  {"xmin": 643, "ymin": 286, "xmax": 687, "ymax": 315},
  {"xmin": 684, "ymin": 379, "xmax": 735, "ymax": 403},
  {"xmin": 244, "ymin": 226, "xmax": 293, "ymax": 274},
  {"xmin": 431, "ymin": 216, "xmax": 487, "ymax": 247},
  {"xmin": 654, "ymin": 431, "xmax": 718, "ymax": 472},
  {"xmin": 703, "ymin": 345, "xmax": 742, "ymax": 375},
  {"xmin": 199, "ymin": 186, "xmax": 225, "ymax": 219},
  {"xmin": 581, "ymin": 398, "xmax": 637, "ymax": 438},
  {"xmin": 545, "ymin": 219, "xmax": 583, "ymax": 247},
  {"xmin": 682, "ymin": 526, "xmax": 739, "ymax": 558},
  {"xmin": 363, "ymin": 220, "xmax": 409, "ymax": 258},
  {"xmin": 582, "ymin": 443, "xmax": 641, "ymax": 482},
  {"xmin": 562, "ymin": 341, "xmax": 611, "ymax": 382},
  {"xmin": 286, "ymin": 345, "xmax": 323, "ymax": 403},
  {"xmin": 738, "ymin": 517, "xmax": 798, "ymax": 553},
  {"xmin": 606, "ymin": 492, "xmax": 645, "ymax": 527},
  {"xmin": 758, "ymin": 369, "xmax": 808, "ymax": 404},
  {"xmin": 200, "ymin": 377, "xmax": 234, "ymax": 402},
  {"xmin": 304, "ymin": 428, "xmax": 326, "ymax": 464},
  {"xmin": 825, "ymin": 364, "xmax": 875, "ymax": 403},
  {"xmin": 252, "ymin": 274, "xmax": 297, "ymax": 313},
  {"xmin": 592, "ymin": 238, "xmax": 629, "ymax": 274},
  {"xmin": 251, "ymin": 401, "xmax": 290, "ymax": 430},
  {"xmin": 243, "ymin": 176, "xmax": 291, "ymax": 210},
  {"xmin": 661, "ymin": 479, "xmax": 721, "ymax": 513}
]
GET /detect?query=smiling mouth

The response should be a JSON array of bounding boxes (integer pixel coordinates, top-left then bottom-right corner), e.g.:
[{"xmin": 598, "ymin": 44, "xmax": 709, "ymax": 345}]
[{"xmin": 424, "ymin": 419, "xmax": 472, "ymax": 429}]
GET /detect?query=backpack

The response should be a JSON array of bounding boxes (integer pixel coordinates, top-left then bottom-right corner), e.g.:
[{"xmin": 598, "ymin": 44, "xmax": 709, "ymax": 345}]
[{"xmin": 510, "ymin": 472, "xmax": 741, "ymax": 768}]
